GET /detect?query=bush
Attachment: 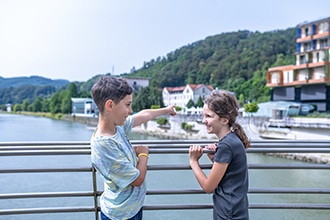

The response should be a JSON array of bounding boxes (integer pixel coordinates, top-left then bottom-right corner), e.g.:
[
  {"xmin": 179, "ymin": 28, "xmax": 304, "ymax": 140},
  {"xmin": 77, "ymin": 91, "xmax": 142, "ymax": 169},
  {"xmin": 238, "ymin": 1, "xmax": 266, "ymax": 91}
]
[
  {"xmin": 156, "ymin": 117, "xmax": 168, "ymax": 125},
  {"xmin": 181, "ymin": 122, "xmax": 193, "ymax": 130}
]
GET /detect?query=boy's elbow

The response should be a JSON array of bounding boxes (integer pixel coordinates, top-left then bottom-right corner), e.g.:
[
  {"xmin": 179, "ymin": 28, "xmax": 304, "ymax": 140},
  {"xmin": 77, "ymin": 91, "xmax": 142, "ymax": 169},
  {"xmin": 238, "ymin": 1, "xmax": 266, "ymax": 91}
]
[{"xmin": 131, "ymin": 176, "xmax": 144, "ymax": 187}]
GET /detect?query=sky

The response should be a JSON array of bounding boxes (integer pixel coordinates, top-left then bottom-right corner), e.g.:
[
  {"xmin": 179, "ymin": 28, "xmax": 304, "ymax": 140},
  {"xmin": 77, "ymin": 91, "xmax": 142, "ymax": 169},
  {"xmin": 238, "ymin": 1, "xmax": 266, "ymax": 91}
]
[{"xmin": 0, "ymin": 0, "xmax": 329, "ymax": 82}]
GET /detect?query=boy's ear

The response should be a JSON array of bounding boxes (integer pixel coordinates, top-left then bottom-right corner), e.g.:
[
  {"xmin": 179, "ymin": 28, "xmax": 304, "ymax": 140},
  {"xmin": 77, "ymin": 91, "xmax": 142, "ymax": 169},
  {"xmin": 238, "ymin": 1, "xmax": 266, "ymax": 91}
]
[{"xmin": 105, "ymin": 99, "xmax": 114, "ymax": 111}]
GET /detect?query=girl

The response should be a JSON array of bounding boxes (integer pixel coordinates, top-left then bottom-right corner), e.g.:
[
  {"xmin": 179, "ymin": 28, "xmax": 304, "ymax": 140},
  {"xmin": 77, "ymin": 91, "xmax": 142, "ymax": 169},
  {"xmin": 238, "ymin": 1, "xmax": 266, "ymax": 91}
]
[{"xmin": 189, "ymin": 90, "xmax": 250, "ymax": 220}]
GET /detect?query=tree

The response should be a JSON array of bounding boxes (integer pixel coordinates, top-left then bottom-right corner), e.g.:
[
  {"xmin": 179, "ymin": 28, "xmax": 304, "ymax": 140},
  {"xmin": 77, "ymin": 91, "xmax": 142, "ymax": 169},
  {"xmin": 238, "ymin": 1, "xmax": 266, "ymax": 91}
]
[
  {"xmin": 244, "ymin": 102, "xmax": 259, "ymax": 114},
  {"xmin": 186, "ymin": 99, "xmax": 195, "ymax": 108},
  {"xmin": 195, "ymin": 96, "xmax": 204, "ymax": 108},
  {"xmin": 49, "ymin": 93, "xmax": 61, "ymax": 115},
  {"xmin": 32, "ymin": 97, "xmax": 43, "ymax": 112},
  {"xmin": 132, "ymin": 87, "xmax": 163, "ymax": 112},
  {"xmin": 21, "ymin": 99, "xmax": 29, "ymax": 111},
  {"xmin": 67, "ymin": 83, "xmax": 78, "ymax": 97},
  {"xmin": 59, "ymin": 90, "xmax": 72, "ymax": 114},
  {"xmin": 13, "ymin": 104, "xmax": 21, "ymax": 112}
]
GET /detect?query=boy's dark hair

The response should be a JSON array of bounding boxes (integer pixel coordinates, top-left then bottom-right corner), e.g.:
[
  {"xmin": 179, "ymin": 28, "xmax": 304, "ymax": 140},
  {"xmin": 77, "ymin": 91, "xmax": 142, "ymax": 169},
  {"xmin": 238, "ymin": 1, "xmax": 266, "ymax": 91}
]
[{"xmin": 91, "ymin": 76, "xmax": 133, "ymax": 113}]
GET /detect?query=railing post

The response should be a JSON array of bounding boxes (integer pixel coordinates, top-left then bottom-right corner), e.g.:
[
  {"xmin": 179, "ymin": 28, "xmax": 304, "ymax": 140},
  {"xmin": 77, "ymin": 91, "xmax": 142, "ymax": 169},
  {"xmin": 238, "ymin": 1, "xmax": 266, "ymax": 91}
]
[{"xmin": 92, "ymin": 166, "xmax": 99, "ymax": 220}]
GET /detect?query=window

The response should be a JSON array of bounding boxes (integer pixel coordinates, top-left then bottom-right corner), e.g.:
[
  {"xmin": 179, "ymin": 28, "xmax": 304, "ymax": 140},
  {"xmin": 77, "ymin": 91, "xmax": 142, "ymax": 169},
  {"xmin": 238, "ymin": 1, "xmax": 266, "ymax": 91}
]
[
  {"xmin": 299, "ymin": 55, "xmax": 306, "ymax": 64},
  {"xmin": 305, "ymin": 27, "xmax": 309, "ymax": 36}
]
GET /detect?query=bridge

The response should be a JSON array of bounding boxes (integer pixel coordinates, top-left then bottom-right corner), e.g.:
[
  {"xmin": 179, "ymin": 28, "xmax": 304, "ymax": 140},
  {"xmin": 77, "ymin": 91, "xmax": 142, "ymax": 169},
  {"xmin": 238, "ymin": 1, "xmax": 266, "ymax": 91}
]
[{"xmin": 0, "ymin": 140, "xmax": 330, "ymax": 219}]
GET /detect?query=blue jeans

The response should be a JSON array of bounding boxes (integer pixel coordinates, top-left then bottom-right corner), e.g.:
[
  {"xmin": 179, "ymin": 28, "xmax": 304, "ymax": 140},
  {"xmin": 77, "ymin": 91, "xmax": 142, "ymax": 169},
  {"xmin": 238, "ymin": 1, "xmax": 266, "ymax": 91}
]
[{"xmin": 100, "ymin": 208, "xmax": 143, "ymax": 220}]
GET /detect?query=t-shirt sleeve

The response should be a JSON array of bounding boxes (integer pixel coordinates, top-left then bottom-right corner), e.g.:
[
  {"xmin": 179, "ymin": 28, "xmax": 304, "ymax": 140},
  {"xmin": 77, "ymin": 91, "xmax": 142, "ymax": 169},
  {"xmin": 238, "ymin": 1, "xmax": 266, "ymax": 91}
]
[
  {"xmin": 92, "ymin": 138, "xmax": 139, "ymax": 189},
  {"xmin": 214, "ymin": 142, "xmax": 232, "ymax": 164},
  {"xmin": 122, "ymin": 116, "xmax": 134, "ymax": 133}
]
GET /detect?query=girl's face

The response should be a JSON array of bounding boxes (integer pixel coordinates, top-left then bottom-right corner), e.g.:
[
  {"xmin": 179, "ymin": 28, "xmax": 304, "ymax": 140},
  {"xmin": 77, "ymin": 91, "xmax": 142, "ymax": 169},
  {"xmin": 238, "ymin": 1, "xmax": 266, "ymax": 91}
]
[
  {"xmin": 202, "ymin": 104, "xmax": 222, "ymax": 135},
  {"xmin": 112, "ymin": 94, "xmax": 133, "ymax": 125}
]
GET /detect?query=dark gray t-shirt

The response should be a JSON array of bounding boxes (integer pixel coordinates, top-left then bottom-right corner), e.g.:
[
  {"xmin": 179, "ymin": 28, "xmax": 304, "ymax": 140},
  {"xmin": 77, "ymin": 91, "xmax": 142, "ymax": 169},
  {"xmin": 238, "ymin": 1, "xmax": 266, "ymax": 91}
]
[{"xmin": 213, "ymin": 132, "xmax": 249, "ymax": 220}]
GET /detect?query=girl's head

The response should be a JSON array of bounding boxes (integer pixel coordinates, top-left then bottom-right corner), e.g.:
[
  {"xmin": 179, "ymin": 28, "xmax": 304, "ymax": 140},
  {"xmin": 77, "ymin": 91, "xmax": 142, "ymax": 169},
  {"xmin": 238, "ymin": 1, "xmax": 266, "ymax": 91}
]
[
  {"xmin": 204, "ymin": 90, "xmax": 238, "ymax": 127},
  {"xmin": 204, "ymin": 90, "xmax": 250, "ymax": 149}
]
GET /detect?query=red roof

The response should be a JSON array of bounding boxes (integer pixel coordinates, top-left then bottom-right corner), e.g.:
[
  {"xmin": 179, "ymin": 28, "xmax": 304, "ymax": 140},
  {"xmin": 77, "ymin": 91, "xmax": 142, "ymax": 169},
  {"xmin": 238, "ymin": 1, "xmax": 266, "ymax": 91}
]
[{"xmin": 165, "ymin": 84, "xmax": 214, "ymax": 93}]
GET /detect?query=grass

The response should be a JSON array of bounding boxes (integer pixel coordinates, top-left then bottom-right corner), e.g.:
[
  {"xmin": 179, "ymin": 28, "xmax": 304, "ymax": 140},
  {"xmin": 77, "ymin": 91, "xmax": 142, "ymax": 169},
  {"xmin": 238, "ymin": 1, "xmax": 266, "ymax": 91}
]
[{"xmin": 10, "ymin": 111, "xmax": 64, "ymax": 120}]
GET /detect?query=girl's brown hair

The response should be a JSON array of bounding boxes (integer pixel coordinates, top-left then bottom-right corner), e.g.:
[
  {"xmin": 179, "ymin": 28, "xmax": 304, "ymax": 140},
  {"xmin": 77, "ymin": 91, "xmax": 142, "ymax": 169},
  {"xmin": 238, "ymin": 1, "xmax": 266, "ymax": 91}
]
[{"xmin": 204, "ymin": 90, "xmax": 250, "ymax": 149}]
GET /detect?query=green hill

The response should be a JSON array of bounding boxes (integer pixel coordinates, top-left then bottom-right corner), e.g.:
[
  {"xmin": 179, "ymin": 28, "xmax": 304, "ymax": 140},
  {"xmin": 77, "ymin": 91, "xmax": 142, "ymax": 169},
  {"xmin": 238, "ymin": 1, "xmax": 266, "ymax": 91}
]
[
  {"xmin": 0, "ymin": 75, "xmax": 69, "ymax": 89},
  {"xmin": 0, "ymin": 27, "xmax": 297, "ymax": 105},
  {"xmin": 123, "ymin": 28, "xmax": 296, "ymax": 102}
]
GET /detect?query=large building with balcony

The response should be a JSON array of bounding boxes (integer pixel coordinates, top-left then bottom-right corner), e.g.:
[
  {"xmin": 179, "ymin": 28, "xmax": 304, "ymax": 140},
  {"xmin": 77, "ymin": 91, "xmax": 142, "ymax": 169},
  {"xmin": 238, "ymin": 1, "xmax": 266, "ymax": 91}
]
[{"xmin": 266, "ymin": 16, "xmax": 330, "ymax": 112}]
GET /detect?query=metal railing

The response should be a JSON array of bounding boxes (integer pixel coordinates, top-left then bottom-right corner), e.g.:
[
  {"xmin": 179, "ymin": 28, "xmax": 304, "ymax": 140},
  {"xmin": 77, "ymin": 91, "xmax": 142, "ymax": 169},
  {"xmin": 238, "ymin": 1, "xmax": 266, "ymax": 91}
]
[{"xmin": 0, "ymin": 140, "xmax": 330, "ymax": 219}]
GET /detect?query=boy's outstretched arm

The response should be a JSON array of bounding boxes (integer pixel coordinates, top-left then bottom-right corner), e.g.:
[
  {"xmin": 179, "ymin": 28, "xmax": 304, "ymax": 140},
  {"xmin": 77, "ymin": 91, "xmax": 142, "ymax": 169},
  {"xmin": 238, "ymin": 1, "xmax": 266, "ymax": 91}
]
[{"xmin": 132, "ymin": 105, "xmax": 176, "ymax": 127}]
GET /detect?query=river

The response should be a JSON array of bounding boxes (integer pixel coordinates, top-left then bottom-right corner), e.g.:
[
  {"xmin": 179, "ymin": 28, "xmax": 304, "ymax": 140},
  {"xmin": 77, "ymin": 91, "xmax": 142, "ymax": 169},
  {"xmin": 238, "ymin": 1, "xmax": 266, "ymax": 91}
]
[{"xmin": 0, "ymin": 113, "xmax": 329, "ymax": 220}]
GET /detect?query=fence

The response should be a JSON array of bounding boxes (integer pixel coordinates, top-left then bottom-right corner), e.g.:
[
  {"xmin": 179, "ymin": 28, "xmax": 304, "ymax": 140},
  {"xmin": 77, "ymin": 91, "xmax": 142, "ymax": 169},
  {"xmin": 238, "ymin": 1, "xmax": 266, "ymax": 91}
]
[{"xmin": 0, "ymin": 140, "xmax": 330, "ymax": 219}]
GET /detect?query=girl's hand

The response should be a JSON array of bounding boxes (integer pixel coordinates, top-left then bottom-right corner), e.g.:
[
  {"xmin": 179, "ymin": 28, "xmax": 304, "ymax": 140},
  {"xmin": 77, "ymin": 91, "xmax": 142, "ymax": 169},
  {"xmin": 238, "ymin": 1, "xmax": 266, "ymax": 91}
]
[
  {"xmin": 189, "ymin": 145, "xmax": 203, "ymax": 162},
  {"xmin": 205, "ymin": 143, "xmax": 217, "ymax": 162}
]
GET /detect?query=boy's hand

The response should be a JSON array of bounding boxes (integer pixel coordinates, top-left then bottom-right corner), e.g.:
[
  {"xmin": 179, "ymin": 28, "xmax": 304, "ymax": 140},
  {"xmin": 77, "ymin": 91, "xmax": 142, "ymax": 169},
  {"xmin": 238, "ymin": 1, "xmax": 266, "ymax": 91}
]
[
  {"xmin": 167, "ymin": 105, "xmax": 177, "ymax": 116},
  {"xmin": 134, "ymin": 145, "xmax": 149, "ymax": 155}
]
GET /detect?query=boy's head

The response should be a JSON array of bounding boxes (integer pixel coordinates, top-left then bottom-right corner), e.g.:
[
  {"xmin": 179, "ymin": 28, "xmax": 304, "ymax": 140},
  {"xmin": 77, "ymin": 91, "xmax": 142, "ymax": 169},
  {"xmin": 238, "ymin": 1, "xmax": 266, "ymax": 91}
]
[{"xmin": 91, "ymin": 76, "xmax": 133, "ymax": 113}]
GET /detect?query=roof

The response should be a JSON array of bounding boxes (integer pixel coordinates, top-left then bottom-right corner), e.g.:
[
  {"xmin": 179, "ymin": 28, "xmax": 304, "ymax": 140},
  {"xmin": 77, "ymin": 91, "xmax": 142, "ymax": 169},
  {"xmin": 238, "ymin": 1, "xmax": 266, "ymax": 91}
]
[
  {"xmin": 71, "ymin": 98, "xmax": 93, "ymax": 102},
  {"xmin": 297, "ymin": 16, "xmax": 330, "ymax": 27},
  {"xmin": 165, "ymin": 84, "xmax": 214, "ymax": 93}
]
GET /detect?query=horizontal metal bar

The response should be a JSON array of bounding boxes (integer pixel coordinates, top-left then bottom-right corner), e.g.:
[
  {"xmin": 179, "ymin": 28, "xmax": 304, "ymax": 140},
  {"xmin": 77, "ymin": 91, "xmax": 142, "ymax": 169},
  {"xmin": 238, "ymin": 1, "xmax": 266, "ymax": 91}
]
[
  {"xmin": 246, "ymin": 148, "xmax": 330, "ymax": 153},
  {"xmin": 143, "ymin": 203, "xmax": 330, "ymax": 210},
  {"xmin": 143, "ymin": 204, "xmax": 213, "ymax": 210},
  {"xmin": 0, "ymin": 191, "xmax": 95, "ymax": 199},
  {"xmin": 0, "ymin": 167, "xmax": 92, "ymax": 174},
  {"xmin": 1, "ymin": 203, "xmax": 329, "ymax": 215},
  {"xmin": 2, "ymin": 187, "xmax": 329, "ymax": 201},
  {"xmin": 1, "ymin": 140, "xmax": 329, "ymax": 148},
  {"xmin": 248, "ymin": 164, "xmax": 330, "ymax": 169},
  {"xmin": 0, "ymin": 150, "xmax": 91, "ymax": 156},
  {"xmin": 249, "ymin": 203, "xmax": 330, "ymax": 210},
  {"xmin": 1, "ymin": 163, "xmax": 328, "ymax": 175},
  {"xmin": 1, "ymin": 148, "xmax": 330, "ymax": 157},
  {"xmin": 248, "ymin": 188, "xmax": 330, "ymax": 194},
  {"xmin": 147, "ymin": 188, "xmax": 330, "ymax": 195},
  {"xmin": 0, "ymin": 206, "xmax": 97, "ymax": 215}
]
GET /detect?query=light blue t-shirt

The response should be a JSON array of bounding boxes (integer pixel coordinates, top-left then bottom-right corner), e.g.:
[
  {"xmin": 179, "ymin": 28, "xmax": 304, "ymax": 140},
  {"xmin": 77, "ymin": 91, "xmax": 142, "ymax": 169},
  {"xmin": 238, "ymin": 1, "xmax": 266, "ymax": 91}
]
[{"xmin": 91, "ymin": 116, "xmax": 146, "ymax": 220}]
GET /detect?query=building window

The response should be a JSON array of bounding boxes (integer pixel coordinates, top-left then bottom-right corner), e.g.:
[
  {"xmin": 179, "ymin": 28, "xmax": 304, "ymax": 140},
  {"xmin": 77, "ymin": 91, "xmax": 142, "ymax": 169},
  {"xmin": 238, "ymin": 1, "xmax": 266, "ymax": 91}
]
[
  {"xmin": 320, "ymin": 38, "xmax": 328, "ymax": 48},
  {"xmin": 299, "ymin": 55, "xmax": 306, "ymax": 64},
  {"xmin": 305, "ymin": 27, "xmax": 309, "ymax": 36}
]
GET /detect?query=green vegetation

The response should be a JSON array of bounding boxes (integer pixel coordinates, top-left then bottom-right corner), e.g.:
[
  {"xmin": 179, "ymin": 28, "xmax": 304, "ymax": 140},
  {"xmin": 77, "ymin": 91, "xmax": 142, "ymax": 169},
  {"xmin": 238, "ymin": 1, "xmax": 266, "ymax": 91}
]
[
  {"xmin": 244, "ymin": 102, "xmax": 259, "ymax": 113},
  {"xmin": 1, "ymin": 28, "xmax": 299, "ymax": 114},
  {"xmin": 181, "ymin": 122, "xmax": 193, "ymax": 130},
  {"xmin": 156, "ymin": 117, "xmax": 169, "ymax": 126}
]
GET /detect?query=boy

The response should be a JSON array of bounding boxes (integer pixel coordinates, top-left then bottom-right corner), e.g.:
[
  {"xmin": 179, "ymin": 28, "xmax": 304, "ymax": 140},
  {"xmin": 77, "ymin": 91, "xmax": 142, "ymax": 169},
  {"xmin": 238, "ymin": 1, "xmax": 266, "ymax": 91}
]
[{"xmin": 90, "ymin": 75, "xmax": 176, "ymax": 220}]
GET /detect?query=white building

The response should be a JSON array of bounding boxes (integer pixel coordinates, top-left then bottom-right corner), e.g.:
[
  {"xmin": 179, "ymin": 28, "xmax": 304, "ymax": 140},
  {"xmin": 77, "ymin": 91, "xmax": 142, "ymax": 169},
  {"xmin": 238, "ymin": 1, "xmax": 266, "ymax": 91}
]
[
  {"xmin": 162, "ymin": 84, "xmax": 214, "ymax": 114},
  {"xmin": 71, "ymin": 98, "xmax": 98, "ymax": 117},
  {"xmin": 122, "ymin": 76, "xmax": 150, "ymax": 91},
  {"xmin": 5, "ymin": 103, "xmax": 12, "ymax": 112}
]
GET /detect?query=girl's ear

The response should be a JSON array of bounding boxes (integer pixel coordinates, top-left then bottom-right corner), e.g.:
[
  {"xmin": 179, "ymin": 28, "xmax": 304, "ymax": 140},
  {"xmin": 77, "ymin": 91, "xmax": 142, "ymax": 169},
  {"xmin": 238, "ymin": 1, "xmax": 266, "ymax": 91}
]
[
  {"xmin": 221, "ymin": 117, "xmax": 229, "ymax": 125},
  {"xmin": 104, "ymin": 99, "xmax": 114, "ymax": 111}
]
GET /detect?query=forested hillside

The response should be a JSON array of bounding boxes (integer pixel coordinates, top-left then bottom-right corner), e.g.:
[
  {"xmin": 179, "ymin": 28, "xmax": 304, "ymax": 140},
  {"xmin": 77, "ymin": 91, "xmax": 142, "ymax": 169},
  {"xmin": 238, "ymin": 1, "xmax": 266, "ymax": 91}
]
[
  {"xmin": 125, "ymin": 28, "xmax": 296, "ymax": 102},
  {"xmin": 0, "ymin": 76, "xmax": 69, "ymax": 89},
  {"xmin": 0, "ymin": 28, "xmax": 296, "ymax": 107},
  {"xmin": 0, "ymin": 76, "xmax": 69, "ymax": 104}
]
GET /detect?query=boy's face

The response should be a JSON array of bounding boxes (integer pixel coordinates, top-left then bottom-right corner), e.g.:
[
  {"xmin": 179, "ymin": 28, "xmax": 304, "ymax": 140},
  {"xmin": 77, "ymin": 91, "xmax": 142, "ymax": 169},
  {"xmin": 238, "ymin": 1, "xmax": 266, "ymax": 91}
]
[{"xmin": 112, "ymin": 94, "xmax": 133, "ymax": 125}]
